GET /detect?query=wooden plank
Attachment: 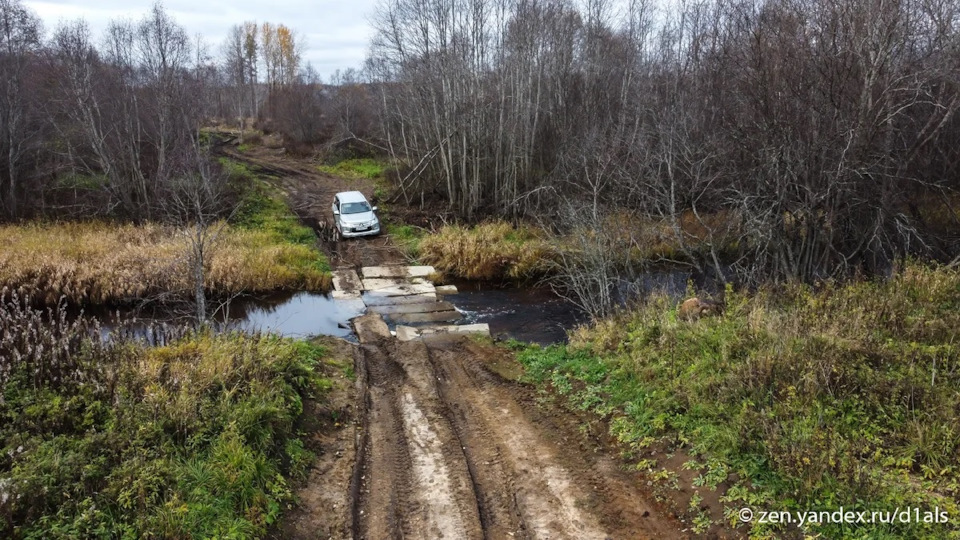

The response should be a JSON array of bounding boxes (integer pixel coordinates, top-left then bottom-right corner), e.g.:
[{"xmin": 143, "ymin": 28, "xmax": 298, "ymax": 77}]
[
  {"xmin": 447, "ymin": 323, "xmax": 490, "ymax": 335},
  {"xmin": 435, "ymin": 285, "xmax": 458, "ymax": 295},
  {"xmin": 362, "ymin": 292, "xmax": 438, "ymax": 306},
  {"xmin": 396, "ymin": 325, "xmax": 421, "ymax": 342},
  {"xmin": 353, "ymin": 313, "xmax": 392, "ymax": 343},
  {"xmin": 417, "ymin": 323, "xmax": 490, "ymax": 337},
  {"xmin": 361, "ymin": 283, "xmax": 436, "ymax": 297},
  {"xmin": 332, "ymin": 290, "xmax": 362, "ymax": 300},
  {"xmin": 405, "ymin": 266, "xmax": 437, "ymax": 278},
  {"xmin": 368, "ymin": 301, "xmax": 457, "ymax": 315},
  {"xmin": 396, "ymin": 323, "xmax": 490, "ymax": 341},
  {"xmin": 389, "ymin": 310, "xmax": 462, "ymax": 324}
]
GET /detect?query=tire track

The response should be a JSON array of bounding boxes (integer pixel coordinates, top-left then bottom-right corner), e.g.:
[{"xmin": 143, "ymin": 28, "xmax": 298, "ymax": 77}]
[
  {"xmin": 353, "ymin": 315, "xmax": 483, "ymax": 540},
  {"xmin": 424, "ymin": 335, "xmax": 685, "ymax": 540}
]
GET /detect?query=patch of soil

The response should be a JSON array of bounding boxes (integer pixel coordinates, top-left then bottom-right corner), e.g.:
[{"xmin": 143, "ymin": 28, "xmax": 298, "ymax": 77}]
[{"xmin": 483, "ymin": 340, "xmax": 748, "ymax": 539}]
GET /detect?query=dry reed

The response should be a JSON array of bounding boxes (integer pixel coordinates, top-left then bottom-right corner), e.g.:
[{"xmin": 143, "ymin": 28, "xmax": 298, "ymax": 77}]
[{"xmin": 0, "ymin": 221, "xmax": 330, "ymax": 305}]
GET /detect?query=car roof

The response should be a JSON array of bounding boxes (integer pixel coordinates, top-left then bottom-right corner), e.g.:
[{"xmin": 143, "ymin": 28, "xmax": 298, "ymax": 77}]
[{"xmin": 335, "ymin": 191, "xmax": 369, "ymax": 203}]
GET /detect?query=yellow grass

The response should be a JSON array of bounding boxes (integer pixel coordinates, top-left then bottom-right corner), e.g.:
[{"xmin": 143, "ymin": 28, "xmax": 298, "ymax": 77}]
[
  {"xmin": 418, "ymin": 221, "xmax": 554, "ymax": 280},
  {"xmin": 416, "ymin": 213, "xmax": 741, "ymax": 282},
  {"xmin": 0, "ymin": 221, "xmax": 331, "ymax": 305}
]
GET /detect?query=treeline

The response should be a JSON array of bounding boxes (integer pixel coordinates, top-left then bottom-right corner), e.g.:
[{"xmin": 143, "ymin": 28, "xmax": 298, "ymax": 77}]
[
  {"xmin": 0, "ymin": 0, "xmax": 374, "ymax": 222},
  {"xmin": 368, "ymin": 0, "xmax": 960, "ymax": 282}
]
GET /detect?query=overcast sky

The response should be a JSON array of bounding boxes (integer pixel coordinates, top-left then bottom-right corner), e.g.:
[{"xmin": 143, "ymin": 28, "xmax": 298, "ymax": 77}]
[{"xmin": 23, "ymin": 0, "xmax": 380, "ymax": 81}]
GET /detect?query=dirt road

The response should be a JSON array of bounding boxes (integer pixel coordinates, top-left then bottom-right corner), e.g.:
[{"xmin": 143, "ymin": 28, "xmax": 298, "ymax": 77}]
[
  {"xmin": 227, "ymin": 143, "xmax": 685, "ymax": 539},
  {"xmin": 281, "ymin": 312, "xmax": 686, "ymax": 539},
  {"xmin": 221, "ymin": 144, "xmax": 406, "ymax": 269},
  {"xmin": 339, "ymin": 315, "xmax": 682, "ymax": 539}
]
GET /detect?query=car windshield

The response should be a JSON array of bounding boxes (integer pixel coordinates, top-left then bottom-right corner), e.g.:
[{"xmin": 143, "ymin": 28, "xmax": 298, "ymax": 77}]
[{"xmin": 341, "ymin": 201, "xmax": 371, "ymax": 214}]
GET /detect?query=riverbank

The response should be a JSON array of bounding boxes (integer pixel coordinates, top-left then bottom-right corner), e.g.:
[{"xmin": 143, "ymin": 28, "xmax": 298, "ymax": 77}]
[
  {"xmin": 0, "ymin": 162, "xmax": 331, "ymax": 307},
  {"xmin": 0, "ymin": 295, "xmax": 339, "ymax": 537},
  {"xmin": 512, "ymin": 263, "xmax": 960, "ymax": 538},
  {"xmin": 392, "ymin": 214, "xmax": 734, "ymax": 286}
]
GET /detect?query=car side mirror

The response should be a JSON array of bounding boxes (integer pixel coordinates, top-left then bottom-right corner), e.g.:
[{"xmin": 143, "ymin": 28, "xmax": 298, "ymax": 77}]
[
  {"xmin": 371, "ymin": 206, "xmax": 378, "ymax": 212},
  {"xmin": 333, "ymin": 209, "xmax": 340, "ymax": 215}
]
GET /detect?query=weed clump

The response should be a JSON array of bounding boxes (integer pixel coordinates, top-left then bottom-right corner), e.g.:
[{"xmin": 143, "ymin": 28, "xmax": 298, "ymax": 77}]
[
  {"xmin": 385, "ymin": 223, "xmax": 425, "ymax": 258},
  {"xmin": 0, "ymin": 162, "xmax": 332, "ymax": 306},
  {"xmin": 317, "ymin": 158, "xmax": 389, "ymax": 180},
  {"xmin": 0, "ymin": 220, "xmax": 330, "ymax": 306}
]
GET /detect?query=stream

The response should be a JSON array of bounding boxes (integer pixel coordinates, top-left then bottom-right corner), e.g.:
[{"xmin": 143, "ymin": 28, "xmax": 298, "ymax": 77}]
[{"xmin": 87, "ymin": 269, "xmax": 707, "ymax": 345}]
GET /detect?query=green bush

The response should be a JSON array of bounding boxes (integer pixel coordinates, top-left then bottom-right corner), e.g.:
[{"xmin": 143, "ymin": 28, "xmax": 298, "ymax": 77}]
[
  {"xmin": 227, "ymin": 158, "xmax": 331, "ymax": 276},
  {"xmin": 385, "ymin": 223, "xmax": 425, "ymax": 258}
]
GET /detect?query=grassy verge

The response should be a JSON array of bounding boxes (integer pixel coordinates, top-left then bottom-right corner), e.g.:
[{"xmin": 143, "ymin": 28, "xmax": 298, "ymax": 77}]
[
  {"xmin": 317, "ymin": 158, "xmax": 388, "ymax": 180},
  {"xmin": 418, "ymin": 221, "xmax": 554, "ymax": 280},
  {"xmin": 0, "ymin": 162, "xmax": 330, "ymax": 306},
  {"xmin": 514, "ymin": 264, "xmax": 960, "ymax": 538},
  {"xmin": 384, "ymin": 223, "xmax": 426, "ymax": 259},
  {"xmin": 0, "ymin": 294, "xmax": 332, "ymax": 538},
  {"xmin": 227, "ymin": 159, "xmax": 331, "ymax": 281}
]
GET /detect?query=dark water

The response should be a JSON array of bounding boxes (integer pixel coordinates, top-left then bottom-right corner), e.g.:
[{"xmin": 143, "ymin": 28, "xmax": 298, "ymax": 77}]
[
  {"xmin": 444, "ymin": 280, "xmax": 587, "ymax": 345},
  {"xmin": 444, "ymin": 269, "xmax": 709, "ymax": 346},
  {"xmin": 85, "ymin": 268, "xmax": 708, "ymax": 346},
  {"xmin": 92, "ymin": 291, "xmax": 365, "ymax": 342}
]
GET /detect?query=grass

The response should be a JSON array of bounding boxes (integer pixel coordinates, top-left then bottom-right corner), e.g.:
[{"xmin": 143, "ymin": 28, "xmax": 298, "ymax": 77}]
[
  {"xmin": 317, "ymin": 158, "xmax": 389, "ymax": 180},
  {"xmin": 0, "ymin": 161, "xmax": 331, "ymax": 306},
  {"xmin": 514, "ymin": 263, "xmax": 960, "ymax": 539},
  {"xmin": 385, "ymin": 223, "xmax": 426, "ymax": 258},
  {"xmin": 0, "ymin": 221, "xmax": 329, "ymax": 306},
  {"xmin": 418, "ymin": 221, "xmax": 554, "ymax": 280},
  {"xmin": 410, "ymin": 213, "xmax": 740, "ymax": 283},
  {"xmin": 0, "ymin": 293, "xmax": 332, "ymax": 538}
]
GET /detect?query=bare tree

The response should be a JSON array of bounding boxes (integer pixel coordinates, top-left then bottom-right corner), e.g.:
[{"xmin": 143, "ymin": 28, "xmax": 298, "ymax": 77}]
[
  {"xmin": 368, "ymin": 0, "xmax": 960, "ymax": 287},
  {"xmin": 158, "ymin": 144, "xmax": 233, "ymax": 323},
  {"xmin": 0, "ymin": 0, "xmax": 41, "ymax": 218}
]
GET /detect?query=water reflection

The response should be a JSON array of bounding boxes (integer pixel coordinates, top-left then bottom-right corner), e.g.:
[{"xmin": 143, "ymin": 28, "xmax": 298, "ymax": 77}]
[
  {"xmin": 92, "ymin": 291, "xmax": 366, "ymax": 342},
  {"xmin": 81, "ymin": 268, "xmax": 715, "ymax": 346},
  {"xmin": 445, "ymin": 280, "xmax": 586, "ymax": 346},
  {"xmin": 230, "ymin": 291, "xmax": 366, "ymax": 339}
]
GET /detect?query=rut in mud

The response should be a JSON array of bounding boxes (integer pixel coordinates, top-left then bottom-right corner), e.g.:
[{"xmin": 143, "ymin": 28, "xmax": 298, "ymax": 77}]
[{"xmin": 345, "ymin": 313, "xmax": 683, "ymax": 539}]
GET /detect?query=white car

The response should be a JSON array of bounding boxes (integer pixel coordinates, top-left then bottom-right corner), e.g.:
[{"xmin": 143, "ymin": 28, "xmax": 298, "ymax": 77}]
[{"xmin": 331, "ymin": 191, "xmax": 381, "ymax": 238}]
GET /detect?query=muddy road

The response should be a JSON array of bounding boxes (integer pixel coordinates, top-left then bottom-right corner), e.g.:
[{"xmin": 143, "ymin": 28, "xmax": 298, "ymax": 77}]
[
  {"xmin": 282, "ymin": 313, "xmax": 685, "ymax": 539},
  {"xmin": 344, "ymin": 315, "xmax": 682, "ymax": 539},
  {"xmin": 226, "ymin": 142, "xmax": 685, "ymax": 538}
]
